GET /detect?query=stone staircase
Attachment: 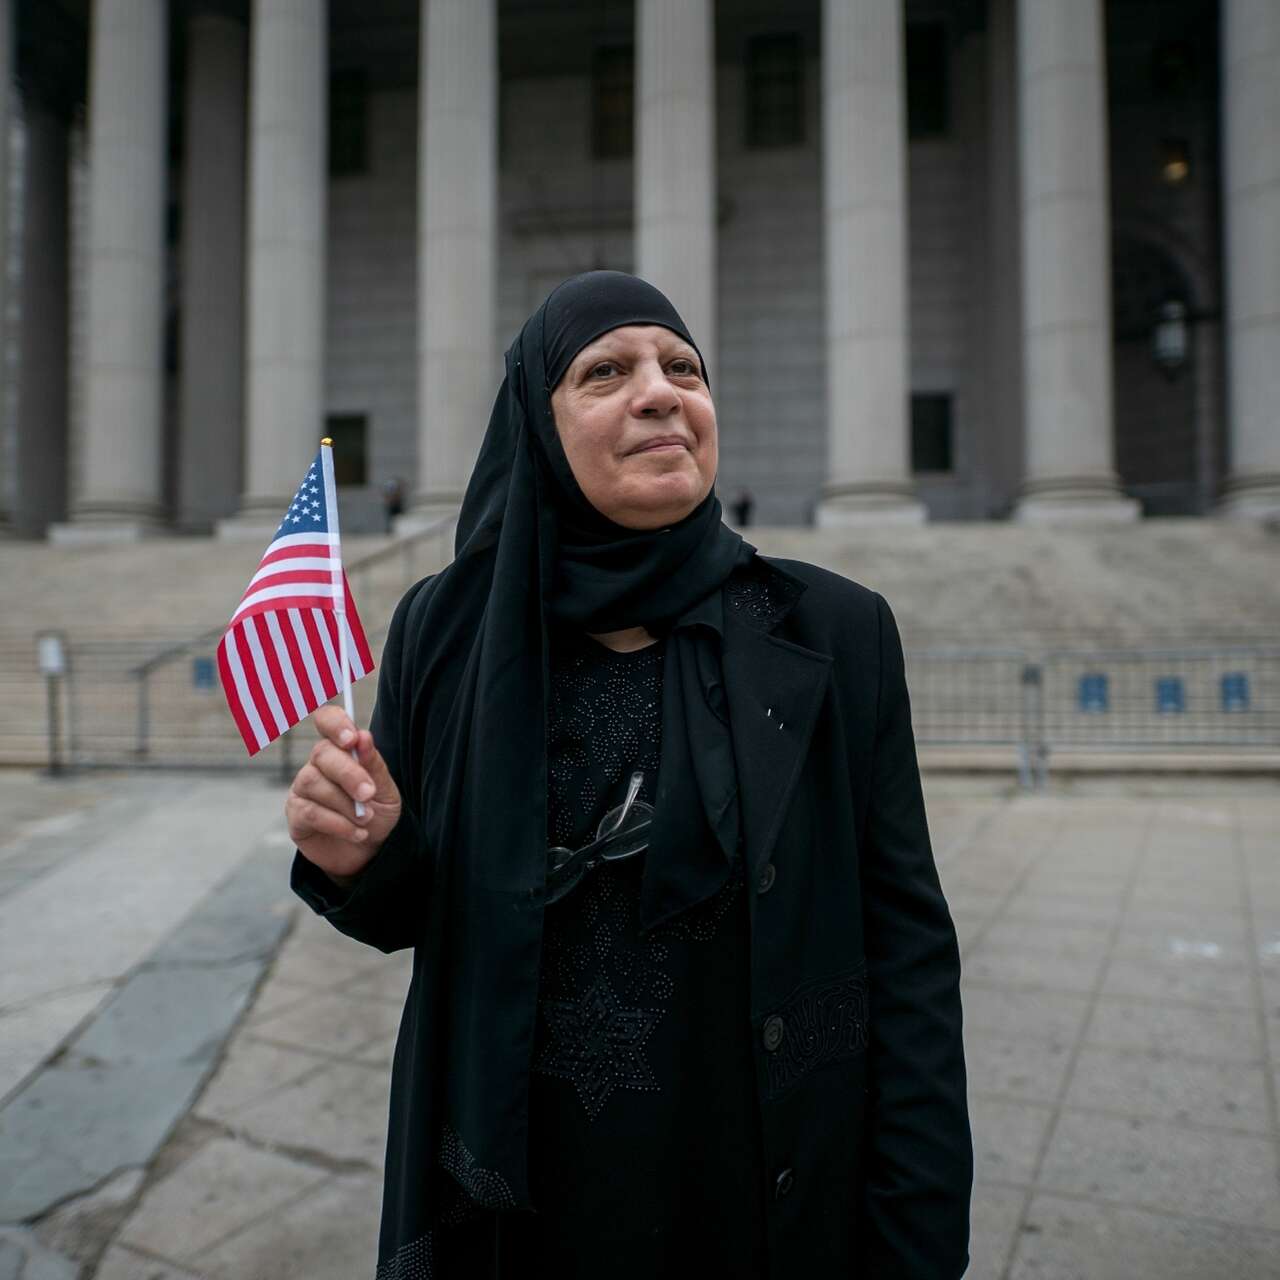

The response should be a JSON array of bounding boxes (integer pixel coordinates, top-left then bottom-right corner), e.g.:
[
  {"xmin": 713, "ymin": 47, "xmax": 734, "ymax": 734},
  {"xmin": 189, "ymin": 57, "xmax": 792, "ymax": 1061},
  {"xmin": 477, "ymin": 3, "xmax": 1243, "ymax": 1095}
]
[{"xmin": 1, "ymin": 518, "xmax": 1276, "ymax": 769}]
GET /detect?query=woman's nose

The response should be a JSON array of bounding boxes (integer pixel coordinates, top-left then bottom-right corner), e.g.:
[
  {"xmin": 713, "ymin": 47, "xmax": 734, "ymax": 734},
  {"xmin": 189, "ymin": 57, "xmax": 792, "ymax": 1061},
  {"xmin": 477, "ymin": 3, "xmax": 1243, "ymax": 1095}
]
[{"xmin": 633, "ymin": 365, "xmax": 680, "ymax": 416}]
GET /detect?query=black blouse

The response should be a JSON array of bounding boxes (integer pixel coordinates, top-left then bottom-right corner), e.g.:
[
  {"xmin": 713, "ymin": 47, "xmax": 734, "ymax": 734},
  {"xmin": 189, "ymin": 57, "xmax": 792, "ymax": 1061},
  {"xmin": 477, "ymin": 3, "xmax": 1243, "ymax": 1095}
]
[{"xmin": 440, "ymin": 630, "xmax": 767, "ymax": 1275}]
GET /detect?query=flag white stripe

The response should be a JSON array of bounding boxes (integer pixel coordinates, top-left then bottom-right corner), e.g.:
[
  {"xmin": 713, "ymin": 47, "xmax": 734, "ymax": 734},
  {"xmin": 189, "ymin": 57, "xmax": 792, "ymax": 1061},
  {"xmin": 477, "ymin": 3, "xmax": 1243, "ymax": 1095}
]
[
  {"xmin": 289, "ymin": 608, "xmax": 328, "ymax": 704},
  {"xmin": 264, "ymin": 610, "xmax": 310, "ymax": 721},
  {"xmin": 344, "ymin": 616, "xmax": 368, "ymax": 679},
  {"xmin": 244, "ymin": 615, "xmax": 291, "ymax": 736},
  {"xmin": 312, "ymin": 607, "xmax": 344, "ymax": 691},
  {"xmin": 224, "ymin": 626, "xmax": 269, "ymax": 750},
  {"xmin": 230, "ymin": 580, "xmax": 338, "ymax": 623},
  {"xmin": 248, "ymin": 557, "xmax": 337, "ymax": 590}
]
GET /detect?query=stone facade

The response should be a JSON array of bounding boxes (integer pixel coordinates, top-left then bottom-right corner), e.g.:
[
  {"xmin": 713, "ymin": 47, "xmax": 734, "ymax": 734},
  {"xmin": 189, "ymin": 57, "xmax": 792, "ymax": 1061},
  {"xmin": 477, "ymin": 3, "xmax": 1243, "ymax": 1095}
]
[{"xmin": 0, "ymin": 0, "xmax": 1276, "ymax": 536}]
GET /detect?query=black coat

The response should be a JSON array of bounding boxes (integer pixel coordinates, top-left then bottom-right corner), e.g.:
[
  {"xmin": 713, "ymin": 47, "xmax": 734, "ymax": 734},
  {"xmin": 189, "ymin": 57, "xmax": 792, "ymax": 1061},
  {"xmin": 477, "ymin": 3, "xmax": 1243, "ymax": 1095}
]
[{"xmin": 294, "ymin": 554, "xmax": 972, "ymax": 1278}]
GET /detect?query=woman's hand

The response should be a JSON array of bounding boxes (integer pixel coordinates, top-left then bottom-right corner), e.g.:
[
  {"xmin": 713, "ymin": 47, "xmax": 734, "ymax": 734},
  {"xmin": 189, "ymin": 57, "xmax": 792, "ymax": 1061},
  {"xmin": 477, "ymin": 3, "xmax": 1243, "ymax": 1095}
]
[{"xmin": 286, "ymin": 705, "xmax": 403, "ymax": 887}]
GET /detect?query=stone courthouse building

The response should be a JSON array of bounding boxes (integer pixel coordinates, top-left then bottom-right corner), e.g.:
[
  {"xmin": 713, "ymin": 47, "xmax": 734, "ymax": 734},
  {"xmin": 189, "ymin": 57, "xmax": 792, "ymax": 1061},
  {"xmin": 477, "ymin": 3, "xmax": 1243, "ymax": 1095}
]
[{"xmin": 0, "ymin": 0, "xmax": 1276, "ymax": 536}]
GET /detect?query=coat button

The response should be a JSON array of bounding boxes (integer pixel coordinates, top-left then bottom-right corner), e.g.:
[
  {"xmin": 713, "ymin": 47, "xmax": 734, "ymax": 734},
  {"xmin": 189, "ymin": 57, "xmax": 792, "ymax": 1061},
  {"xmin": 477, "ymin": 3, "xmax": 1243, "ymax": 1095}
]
[
  {"xmin": 774, "ymin": 1168, "xmax": 795, "ymax": 1200},
  {"xmin": 762, "ymin": 1015, "xmax": 785, "ymax": 1052},
  {"xmin": 757, "ymin": 863, "xmax": 776, "ymax": 894}
]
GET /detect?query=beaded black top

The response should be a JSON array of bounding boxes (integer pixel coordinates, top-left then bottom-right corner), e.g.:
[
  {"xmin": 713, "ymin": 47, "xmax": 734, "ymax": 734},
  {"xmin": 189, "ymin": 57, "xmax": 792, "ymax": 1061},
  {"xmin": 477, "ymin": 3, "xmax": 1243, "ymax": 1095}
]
[{"xmin": 521, "ymin": 628, "xmax": 767, "ymax": 1274}]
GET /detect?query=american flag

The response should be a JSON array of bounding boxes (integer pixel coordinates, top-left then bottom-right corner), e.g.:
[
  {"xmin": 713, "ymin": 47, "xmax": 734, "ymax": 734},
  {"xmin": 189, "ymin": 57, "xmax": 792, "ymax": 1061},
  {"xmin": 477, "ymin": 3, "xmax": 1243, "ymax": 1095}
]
[{"xmin": 218, "ymin": 444, "xmax": 374, "ymax": 756}]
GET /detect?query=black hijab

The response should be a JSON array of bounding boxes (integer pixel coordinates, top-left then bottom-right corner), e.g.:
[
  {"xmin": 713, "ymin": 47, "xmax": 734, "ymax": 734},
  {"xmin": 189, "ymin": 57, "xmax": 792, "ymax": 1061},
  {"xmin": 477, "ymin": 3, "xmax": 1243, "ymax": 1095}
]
[{"xmin": 401, "ymin": 271, "xmax": 752, "ymax": 1214}]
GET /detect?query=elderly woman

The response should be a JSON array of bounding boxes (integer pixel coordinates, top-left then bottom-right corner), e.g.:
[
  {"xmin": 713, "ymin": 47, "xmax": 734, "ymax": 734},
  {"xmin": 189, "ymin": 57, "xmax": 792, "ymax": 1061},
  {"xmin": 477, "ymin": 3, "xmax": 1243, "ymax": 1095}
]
[{"xmin": 287, "ymin": 271, "xmax": 972, "ymax": 1278}]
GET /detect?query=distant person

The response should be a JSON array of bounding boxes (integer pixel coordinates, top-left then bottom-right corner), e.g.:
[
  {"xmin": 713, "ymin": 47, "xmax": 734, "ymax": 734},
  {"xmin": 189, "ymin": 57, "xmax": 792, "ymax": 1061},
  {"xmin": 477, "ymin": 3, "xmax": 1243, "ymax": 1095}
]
[
  {"xmin": 381, "ymin": 476, "xmax": 405, "ymax": 533},
  {"xmin": 286, "ymin": 271, "xmax": 972, "ymax": 1277},
  {"xmin": 730, "ymin": 485, "xmax": 755, "ymax": 526}
]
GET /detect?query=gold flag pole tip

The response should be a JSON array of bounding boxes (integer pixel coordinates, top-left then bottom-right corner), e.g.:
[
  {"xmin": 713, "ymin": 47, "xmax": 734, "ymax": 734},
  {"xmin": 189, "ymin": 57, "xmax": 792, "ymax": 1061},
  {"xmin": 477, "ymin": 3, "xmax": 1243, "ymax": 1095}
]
[{"xmin": 321, "ymin": 437, "xmax": 333, "ymax": 446}]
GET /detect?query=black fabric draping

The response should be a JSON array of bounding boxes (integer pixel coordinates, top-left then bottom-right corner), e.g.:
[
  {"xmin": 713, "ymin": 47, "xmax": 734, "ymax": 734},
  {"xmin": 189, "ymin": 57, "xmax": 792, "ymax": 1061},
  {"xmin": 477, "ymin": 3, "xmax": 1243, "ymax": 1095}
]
[{"xmin": 395, "ymin": 271, "xmax": 752, "ymax": 1231}]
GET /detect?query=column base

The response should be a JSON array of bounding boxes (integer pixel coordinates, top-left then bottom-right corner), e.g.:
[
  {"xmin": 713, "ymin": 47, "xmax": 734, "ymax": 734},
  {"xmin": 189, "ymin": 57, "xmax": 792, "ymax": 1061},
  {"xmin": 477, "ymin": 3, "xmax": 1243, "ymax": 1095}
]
[
  {"xmin": 48, "ymin": 511, "xmax": 165, "ymax": 545},
  {"xmin": 1013, "ymin": 476, "xmax": 1141, "ymax": 525},
  {"xmin": 215, "ymin": 515, "xmax": 286, "ymax": 543},
  {"xmin": 1218, "ymin": 473, "xmax": 1280, "ymax": 522},
  {"xmin": 394, "ymin": 494, "xmax": 462, "ymax": 538},
  {"xmin": 814, "ymin": 485, "xmax": 928, "ymax": 527},
  {"xmin": 215, "ymin": 495, "xmax": 299, "ymax": 543}
]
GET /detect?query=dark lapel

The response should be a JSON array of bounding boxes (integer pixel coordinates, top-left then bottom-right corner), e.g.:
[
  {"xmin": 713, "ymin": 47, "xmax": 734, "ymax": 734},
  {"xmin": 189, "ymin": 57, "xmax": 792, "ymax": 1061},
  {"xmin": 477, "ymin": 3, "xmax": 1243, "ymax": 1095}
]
[{"xmin": 722, "ymin": 561, "xmax": 833, "ymax": 884}]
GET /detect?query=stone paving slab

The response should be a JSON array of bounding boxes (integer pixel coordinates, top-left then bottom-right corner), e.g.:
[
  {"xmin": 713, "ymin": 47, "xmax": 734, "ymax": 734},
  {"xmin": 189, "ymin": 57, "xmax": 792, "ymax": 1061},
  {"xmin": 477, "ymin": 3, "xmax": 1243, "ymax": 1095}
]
[
  {"xmin": 0, "ymin": 774, "xmax": 288, "ymax": 1111},
  {"xmin": 0, "ymin": 841, "xmax": 294, "ymax": 1223},
  {"xmin": 1008, "ymin": 1195, "xmax": 1280, "ymax": 1280},
  {"xmin": 4, "ymin": 772, "xmax": 1280, "ymax": 1277}
]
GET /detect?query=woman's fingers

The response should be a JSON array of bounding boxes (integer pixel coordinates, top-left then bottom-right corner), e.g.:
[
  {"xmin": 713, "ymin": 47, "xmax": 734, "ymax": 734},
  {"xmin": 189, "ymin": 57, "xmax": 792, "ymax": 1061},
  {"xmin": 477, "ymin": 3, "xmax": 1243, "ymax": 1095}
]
[
  {"xmin": 287, "ymin": 790, "xmax": 370, "ymax": 845},
  {"xmin": 293, "ymin": 761, "xmax": 370, "ymax": 824},
  {"xmin": 311, "ymin": 707, "xmax": 398, "ymax": 806},
  {"xmin": 309, "ymin": 735, "xmax": 376, "ymax": 805},
  {"xmin": 352, "ymin": 729, "xmax": 398, "ymax": 802}
]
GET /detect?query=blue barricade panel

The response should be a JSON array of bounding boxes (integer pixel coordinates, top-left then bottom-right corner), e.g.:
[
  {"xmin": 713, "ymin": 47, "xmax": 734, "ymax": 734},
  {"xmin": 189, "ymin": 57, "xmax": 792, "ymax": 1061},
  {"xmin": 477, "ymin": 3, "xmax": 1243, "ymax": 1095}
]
[{"xmin": 1078, "ymin": 672, "xmax": 1109, "ymax": 713}]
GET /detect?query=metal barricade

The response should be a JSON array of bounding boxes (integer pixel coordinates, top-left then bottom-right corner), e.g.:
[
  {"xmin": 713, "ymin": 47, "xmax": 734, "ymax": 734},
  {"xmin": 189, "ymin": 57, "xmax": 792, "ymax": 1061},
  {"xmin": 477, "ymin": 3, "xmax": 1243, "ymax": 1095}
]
[{"xmin": 1040, "ymin": 645, "xmax": 1280, "ymax": 750}]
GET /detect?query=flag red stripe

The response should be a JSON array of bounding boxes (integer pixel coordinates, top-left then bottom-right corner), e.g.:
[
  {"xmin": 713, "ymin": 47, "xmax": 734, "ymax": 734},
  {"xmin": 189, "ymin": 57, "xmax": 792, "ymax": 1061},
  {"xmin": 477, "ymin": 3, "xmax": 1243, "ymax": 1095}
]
[
  {"xmin": 216, "ymin": 635, "xmax": 260, "ymax": 754},
  {"xmin": 255, "ymin": 614, "xmax": 296, "ymax": 732},
  {"xmin": 343, "ymin": 574, "xmax": 374, "ymax": 670},
  {"xmin": 243, "ymin": 569, "xmax": 337, "ymax": 592},
  {"xmin": 231, "ymin": 595, "xmax": 337, "ymax": 625},
  {"xmin": 234, "ymin": 623, "xmax": 279, "ymax": 738},
  {"xmin": 322, "ymin": 610, "xmax": 348, "ymax": 681},
  {"xmin": 258, "ymin": 542, "xmax": 334, "ymax": 568},
  {"xmin": 301, "ymin": 608, "xmax": 339, "ymax": 700},
  {"xmin": 275, "ymin": 610, "xmax": 316, "ymax": 717}
]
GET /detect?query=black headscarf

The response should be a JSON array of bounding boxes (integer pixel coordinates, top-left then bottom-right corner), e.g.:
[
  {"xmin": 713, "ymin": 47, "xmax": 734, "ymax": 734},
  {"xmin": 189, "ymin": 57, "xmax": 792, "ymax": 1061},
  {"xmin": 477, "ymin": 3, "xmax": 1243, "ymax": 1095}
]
[{"xmin": 403, "ymin": 270, "xmax": 752, "ymax": 1212}]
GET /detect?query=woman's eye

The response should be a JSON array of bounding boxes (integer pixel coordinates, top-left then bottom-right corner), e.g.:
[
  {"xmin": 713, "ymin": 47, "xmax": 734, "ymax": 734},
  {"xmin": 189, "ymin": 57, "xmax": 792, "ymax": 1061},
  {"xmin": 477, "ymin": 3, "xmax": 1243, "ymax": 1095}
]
[
  {"xmin": 589, "ymin": 362, "xmax": 618, "ymax": 379},
  {"xmin": 670, "ymin": 359, "xmax": 697, "ymax": 376}
]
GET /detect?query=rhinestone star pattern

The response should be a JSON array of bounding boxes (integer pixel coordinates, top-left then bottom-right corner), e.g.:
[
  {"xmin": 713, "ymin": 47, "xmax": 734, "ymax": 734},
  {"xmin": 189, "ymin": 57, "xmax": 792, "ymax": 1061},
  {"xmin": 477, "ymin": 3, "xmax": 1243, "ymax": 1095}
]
[{"xmin": 535, "ymin": 973, "xmax": 663, "ymax": 1119}]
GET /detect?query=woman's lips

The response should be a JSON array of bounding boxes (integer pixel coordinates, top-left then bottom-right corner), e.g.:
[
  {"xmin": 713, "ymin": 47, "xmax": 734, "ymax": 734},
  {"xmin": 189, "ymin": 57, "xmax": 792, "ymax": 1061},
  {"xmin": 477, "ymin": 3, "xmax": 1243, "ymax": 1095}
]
[{"xmin": 630, "ymin": 440, "xmax": 688, "ymax": 454}]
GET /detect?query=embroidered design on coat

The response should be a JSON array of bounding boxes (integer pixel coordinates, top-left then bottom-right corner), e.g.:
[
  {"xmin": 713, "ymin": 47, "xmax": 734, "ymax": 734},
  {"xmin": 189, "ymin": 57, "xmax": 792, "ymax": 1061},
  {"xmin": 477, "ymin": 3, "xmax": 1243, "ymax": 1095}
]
[
  {"xmin": 725, "ymin": 560, "xmax": 803, "ymax": 627},
  {"xmin": 375, "ymin": 1232, "xmax": 435, "ymax": 1280},
  {"xmin": 761, "ymin": 965, "xmax": 870, "ymax": 1099},
  {"xmin": 437, "ymin": 1121, "xmax": 516, "ymax": 1209}
]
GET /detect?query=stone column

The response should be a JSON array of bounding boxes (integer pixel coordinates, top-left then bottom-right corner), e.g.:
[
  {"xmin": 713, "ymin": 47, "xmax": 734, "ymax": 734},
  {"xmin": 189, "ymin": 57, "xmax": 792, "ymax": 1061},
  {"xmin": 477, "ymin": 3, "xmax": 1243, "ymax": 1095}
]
[
  {"xmin": 177, "ymin": 12, "xmax": 247, "ymax": 533},
  {"xmin": 0, "ymin": 0, "xmax": 11, "ymax": 535},
  {"xmin": 14, "ymin": 103, "xmax": 69, "ymax": 536},
  {"xmin": 220, "ymin": 0, "xmax": 326, "ymax": 540},
  {"xmin": 635, "ymin": 0, "xmax": 716, "ymax": 366},
  {"xmin": 52, "ymin": 0, "xmax": 168, "ymax": 543},
  {"xmin": 816, "ymin": 0, "xmax": 925, "ymax": 526},
  {"xmin": 985, "ymin": 0, "xmax": 1025, "ymax": 516},
  {"xmin": 406, "ymin": 0, "xmax": 496, "ymax": 523},
  {"xmin": 1219, "ymin": 0, "xmax": 1280, "ymax": 519},
  {"xmin": 1011, "ymin": 0, "xmax": 1137, "ymax": 523}
]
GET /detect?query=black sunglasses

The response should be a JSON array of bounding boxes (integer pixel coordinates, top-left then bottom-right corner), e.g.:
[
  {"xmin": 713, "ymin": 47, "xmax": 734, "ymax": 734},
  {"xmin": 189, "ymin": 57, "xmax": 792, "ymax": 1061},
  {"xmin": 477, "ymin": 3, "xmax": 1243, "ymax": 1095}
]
[{"xmin": 542, "ymin": 771, "xmax": 652, "ymax": 907}]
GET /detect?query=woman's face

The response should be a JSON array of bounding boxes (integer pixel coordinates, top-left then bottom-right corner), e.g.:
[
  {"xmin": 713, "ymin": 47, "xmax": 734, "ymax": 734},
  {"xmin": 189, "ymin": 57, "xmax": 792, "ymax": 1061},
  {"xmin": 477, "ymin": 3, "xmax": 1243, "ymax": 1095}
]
[{"xmin": 550, "ymin": 324, "xmax": 718, "ymax": 530}]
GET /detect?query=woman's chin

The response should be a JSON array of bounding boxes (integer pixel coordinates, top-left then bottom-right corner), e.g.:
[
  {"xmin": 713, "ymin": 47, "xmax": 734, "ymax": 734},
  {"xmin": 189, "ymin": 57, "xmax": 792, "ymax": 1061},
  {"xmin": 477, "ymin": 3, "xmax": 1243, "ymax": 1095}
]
[{"xmin": 610, "ymin": 485, "xmax": 706, "ymax": 530}]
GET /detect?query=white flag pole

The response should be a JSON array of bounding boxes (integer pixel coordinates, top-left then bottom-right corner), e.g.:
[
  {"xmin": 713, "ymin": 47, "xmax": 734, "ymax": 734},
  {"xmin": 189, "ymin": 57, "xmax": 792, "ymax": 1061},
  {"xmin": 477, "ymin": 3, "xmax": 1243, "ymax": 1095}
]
[{"xmin": 320, "ymin": 438, "xmax": 365, "ymax": 819}]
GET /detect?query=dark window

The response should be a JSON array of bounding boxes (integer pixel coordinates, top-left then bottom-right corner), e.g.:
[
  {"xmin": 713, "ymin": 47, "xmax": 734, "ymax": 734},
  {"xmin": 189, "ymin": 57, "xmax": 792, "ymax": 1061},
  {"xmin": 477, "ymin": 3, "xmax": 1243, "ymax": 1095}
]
[
  {"xmin": 329, "ymin": 70, "xmax": 369, "ymax": 176},
  {"xmin": 911, "ymin": 393, "xmax": 953, "ymax": 473},
  {"xmin": 906, "ymin": 23, "xmax": 948, "ymax": 139},
  {"xmin": 746, "ymin": 33, "xmax": 803, "ymax": 148},
  {"xmin": 592, "ymin": 46, "xmax": 634, "ymax": 159},
  {"xmin": 326, "ymin": 415, "xmax": 368, "ymax": 485},
  {"xmin": 1151, "ymin": 40, "xmax": 1196, "ymax": 99}
]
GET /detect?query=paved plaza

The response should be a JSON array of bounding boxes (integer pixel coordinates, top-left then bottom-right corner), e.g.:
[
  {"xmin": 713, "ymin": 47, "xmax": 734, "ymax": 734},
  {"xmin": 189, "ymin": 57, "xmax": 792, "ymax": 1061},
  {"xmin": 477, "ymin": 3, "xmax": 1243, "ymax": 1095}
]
[{"xmin": 0, "ymin": 768, "xmax": 1278, "ymax": 1278}]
